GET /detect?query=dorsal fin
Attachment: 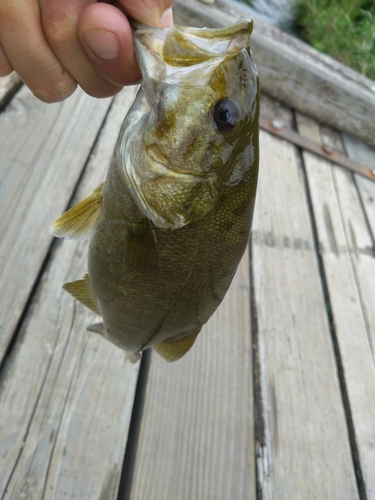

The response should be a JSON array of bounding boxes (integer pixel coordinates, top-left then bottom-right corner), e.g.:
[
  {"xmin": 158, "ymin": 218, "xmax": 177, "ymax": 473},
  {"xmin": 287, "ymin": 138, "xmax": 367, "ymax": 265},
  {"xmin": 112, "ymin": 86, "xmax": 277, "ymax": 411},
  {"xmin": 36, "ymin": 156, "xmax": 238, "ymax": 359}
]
[
  {"xmin": 152, "ymin": 326, "xmax": 201, "ymax": 362},
  {"xmin": 63, "ymin": 274, "xmax": 101, "ymax": 316},
  {"xmin": 50, "ymin": 182, "xmax": 104, "ymax": 240}
]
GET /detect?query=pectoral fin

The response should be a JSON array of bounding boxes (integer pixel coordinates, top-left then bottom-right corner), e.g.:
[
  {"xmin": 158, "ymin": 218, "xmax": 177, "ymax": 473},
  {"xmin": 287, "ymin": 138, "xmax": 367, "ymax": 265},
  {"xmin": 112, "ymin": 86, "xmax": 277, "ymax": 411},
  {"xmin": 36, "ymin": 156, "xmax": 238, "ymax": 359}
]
[
  {"xmin": 125, "ymin": 219, "xmax": 158, "ymax": 273},
  {"xmin": 152, "ymin": 326, "xmax": 201, "ymax": 362},
  {"xmin": 63, "ymin": 274, "xmax": 101, "ymax": 316},
  {"xmin": 50, "ymin": 182, "xmax": 104, "ymax": 239}
]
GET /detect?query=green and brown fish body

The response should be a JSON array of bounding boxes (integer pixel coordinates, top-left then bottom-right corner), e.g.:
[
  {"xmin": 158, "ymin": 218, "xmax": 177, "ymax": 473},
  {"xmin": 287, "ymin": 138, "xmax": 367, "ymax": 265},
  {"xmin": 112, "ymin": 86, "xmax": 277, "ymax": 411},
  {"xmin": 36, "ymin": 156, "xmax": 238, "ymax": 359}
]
[{"xmin": 51, "ymin": 21, "xmax": 260, "ymax": 362}]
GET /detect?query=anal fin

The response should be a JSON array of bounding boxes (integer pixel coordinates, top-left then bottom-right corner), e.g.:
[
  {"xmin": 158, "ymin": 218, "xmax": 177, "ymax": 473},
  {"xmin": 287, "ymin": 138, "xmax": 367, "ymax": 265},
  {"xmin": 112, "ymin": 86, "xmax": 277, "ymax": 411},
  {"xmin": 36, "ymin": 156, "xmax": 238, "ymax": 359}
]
[
  {"xmin": 152, "ymin": 326, "xmax": 201, "ymax": 362},
  {"xmin": 50, "ymin": 182, "xmax": 104, "ymax": 240},
  {"xmin": 63, "ymin": 274, "xmax": 101, "ymax": 316}
]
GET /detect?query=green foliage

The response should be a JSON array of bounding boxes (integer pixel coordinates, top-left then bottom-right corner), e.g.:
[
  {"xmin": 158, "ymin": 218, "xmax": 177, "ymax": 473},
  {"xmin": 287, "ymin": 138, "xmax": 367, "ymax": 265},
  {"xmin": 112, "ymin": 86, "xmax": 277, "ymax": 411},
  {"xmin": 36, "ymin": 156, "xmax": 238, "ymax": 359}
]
[{"xmin": 294, "ymin": 0, "xmax": 375, "ymax": 80}]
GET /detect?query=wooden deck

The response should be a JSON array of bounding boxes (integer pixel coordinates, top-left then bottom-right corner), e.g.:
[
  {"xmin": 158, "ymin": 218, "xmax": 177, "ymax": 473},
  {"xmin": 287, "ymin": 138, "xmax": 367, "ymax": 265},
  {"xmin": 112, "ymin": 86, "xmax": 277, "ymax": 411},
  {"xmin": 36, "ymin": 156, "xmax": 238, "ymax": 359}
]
[{"xmin": 1, "ymin": 6, "xmax": 375, "ymax": 500}]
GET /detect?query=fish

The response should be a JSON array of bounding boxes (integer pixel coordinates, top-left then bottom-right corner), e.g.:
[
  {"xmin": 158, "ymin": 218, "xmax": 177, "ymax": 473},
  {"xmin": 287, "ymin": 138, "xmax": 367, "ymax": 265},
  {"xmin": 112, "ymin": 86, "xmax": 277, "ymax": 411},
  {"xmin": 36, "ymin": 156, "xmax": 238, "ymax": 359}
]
[{"xmin": 51, "ymin": 20, "xmax": 260, "ymax": 363}]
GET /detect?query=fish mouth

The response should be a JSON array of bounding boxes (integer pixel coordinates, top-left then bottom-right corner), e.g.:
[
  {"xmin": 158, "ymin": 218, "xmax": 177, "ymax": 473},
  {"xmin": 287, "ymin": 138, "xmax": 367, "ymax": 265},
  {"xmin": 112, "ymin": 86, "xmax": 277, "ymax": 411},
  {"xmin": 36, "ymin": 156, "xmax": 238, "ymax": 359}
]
[
  {"xmin": 133, "ymin": 20, "xmax": 254, "ymax": 88},
  {"xmin": 132, "ymin": 21, "xmax": 253, "ymax": 58}
]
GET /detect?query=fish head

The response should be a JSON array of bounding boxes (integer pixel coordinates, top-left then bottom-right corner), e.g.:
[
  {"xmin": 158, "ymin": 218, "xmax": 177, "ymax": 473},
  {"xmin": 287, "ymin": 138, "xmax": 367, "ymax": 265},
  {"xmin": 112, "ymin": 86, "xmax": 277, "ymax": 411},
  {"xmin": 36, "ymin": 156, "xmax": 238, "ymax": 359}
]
[{"xmin": 118, "ymin": 21, "xmax": 259, "ymax": 229}]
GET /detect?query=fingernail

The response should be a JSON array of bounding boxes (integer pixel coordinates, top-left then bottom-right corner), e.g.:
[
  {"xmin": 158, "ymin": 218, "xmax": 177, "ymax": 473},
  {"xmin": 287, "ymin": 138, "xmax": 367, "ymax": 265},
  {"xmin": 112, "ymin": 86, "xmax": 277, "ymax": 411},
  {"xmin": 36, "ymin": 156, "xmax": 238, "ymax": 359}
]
[
  {"xmin": 84, "ymin": 30, "xmax": 119, "ymax": 60},
  {"xmin": 160, "ymin": 7, "xmax": 173, "ymax": 28}
]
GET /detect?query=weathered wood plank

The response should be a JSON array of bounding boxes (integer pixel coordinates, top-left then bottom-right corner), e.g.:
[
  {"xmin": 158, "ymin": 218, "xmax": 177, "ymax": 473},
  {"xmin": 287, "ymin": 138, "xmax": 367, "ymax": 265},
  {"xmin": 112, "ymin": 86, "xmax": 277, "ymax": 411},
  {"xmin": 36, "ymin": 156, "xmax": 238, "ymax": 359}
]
[
  {"xmin": 0, "ymin": 86, "xmax": 112, "ymax": 363},
  {"xmin": 251, "ymin": 96, "xmax": 358, "ymax": 499},
  {"xmin": 0, "ymin": 87, "xmax": 140, "ymax": 500},
  {"xmin": 0, "ymin": 73, "xmax": 22, "ymax": 109},
  {"xmin": 174, "ymin": 0, "xmax": 375, "ymax": 149},
  {"xmin": 296, "ymin": 113, "xmax": 375, "ymax": 499},
  {"xmin": 342, "ymin": 135, "xmax": 375, "ymax": 238},
  {"xmin": 323, "ymin": 127, "xmax": 375, "ymax": 360},
  {"xmin": 126, "ymin": 251, "xmax": 256, "ymax": 500}
]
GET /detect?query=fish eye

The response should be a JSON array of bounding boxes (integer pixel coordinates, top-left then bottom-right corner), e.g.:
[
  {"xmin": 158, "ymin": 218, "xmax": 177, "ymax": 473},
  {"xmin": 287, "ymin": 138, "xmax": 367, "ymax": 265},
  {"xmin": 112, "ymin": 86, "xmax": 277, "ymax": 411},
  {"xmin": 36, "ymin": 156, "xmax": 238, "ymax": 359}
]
[{"xmin": 212, "ymin": 98, "xmax": 242, "ymax": 132}]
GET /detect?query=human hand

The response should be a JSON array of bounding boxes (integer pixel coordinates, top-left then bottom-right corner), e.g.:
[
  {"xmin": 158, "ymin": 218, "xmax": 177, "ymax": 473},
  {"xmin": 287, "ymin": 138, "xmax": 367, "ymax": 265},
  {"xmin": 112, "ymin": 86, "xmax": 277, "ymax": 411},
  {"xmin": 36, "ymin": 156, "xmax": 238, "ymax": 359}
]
[{"xmin": 0, "ymin": 0, "xmax": 173, "ymax": 102}]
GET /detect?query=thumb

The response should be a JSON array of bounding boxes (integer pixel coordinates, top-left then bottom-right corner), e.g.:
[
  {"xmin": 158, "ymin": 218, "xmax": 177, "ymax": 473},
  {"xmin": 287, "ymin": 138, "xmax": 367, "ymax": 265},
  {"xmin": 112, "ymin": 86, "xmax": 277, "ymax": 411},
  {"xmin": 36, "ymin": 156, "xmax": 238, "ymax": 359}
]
[{"xmin": 117, "ymin": 0, "xmax": 174, "ymax": 28}]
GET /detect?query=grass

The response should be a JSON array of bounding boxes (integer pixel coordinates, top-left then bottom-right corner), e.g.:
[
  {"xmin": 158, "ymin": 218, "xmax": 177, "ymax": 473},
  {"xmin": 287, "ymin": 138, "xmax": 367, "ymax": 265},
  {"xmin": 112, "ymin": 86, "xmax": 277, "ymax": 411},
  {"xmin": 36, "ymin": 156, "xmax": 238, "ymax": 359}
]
[{"xmin": 294, "ymin": 0, "xmax": 375, "ymax": 80}]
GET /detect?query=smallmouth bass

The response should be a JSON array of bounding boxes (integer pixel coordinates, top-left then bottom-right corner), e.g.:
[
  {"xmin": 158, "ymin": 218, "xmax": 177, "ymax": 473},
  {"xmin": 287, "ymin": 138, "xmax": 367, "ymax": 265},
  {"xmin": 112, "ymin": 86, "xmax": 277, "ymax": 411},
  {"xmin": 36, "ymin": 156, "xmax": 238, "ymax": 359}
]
[{"xmin": 51, "ymin": 20, "xmax": 260, "ymax": 362}]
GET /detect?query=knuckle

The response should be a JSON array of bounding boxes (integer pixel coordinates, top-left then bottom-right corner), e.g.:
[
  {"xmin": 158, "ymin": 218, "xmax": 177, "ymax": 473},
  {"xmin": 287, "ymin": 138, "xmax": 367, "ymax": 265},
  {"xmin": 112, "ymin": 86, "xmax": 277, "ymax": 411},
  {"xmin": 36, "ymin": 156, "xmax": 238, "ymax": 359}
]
[{"xmin": 32, "ymin": 78, "xmax": 77, "ymax": 103}]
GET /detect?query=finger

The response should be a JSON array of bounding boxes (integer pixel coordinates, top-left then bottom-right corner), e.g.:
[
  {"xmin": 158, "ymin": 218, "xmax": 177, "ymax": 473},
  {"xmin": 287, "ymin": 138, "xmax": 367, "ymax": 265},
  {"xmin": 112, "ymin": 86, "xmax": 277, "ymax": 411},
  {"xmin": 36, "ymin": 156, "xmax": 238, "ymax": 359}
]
[
  {"xmin": 0, "ymin": 0, "xmax": 77, "ymax": 102},
  {"xmin": 116, "ymin": 0, "xmax": 174, "ymax": 27},
  {"xmin": 78, "ymin": 3, "xmax": 141, "ymax": 87},
  {"xmin": 0, "ymin": 43, "xmax": 13, "ymax": 77},
  {"xmin": 40, "ymin": 0, "xmax": 122, "ymax": 98},
  {"xmin": 78, "ymin": 0, "xmax": 173, "ymax": 87}
]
